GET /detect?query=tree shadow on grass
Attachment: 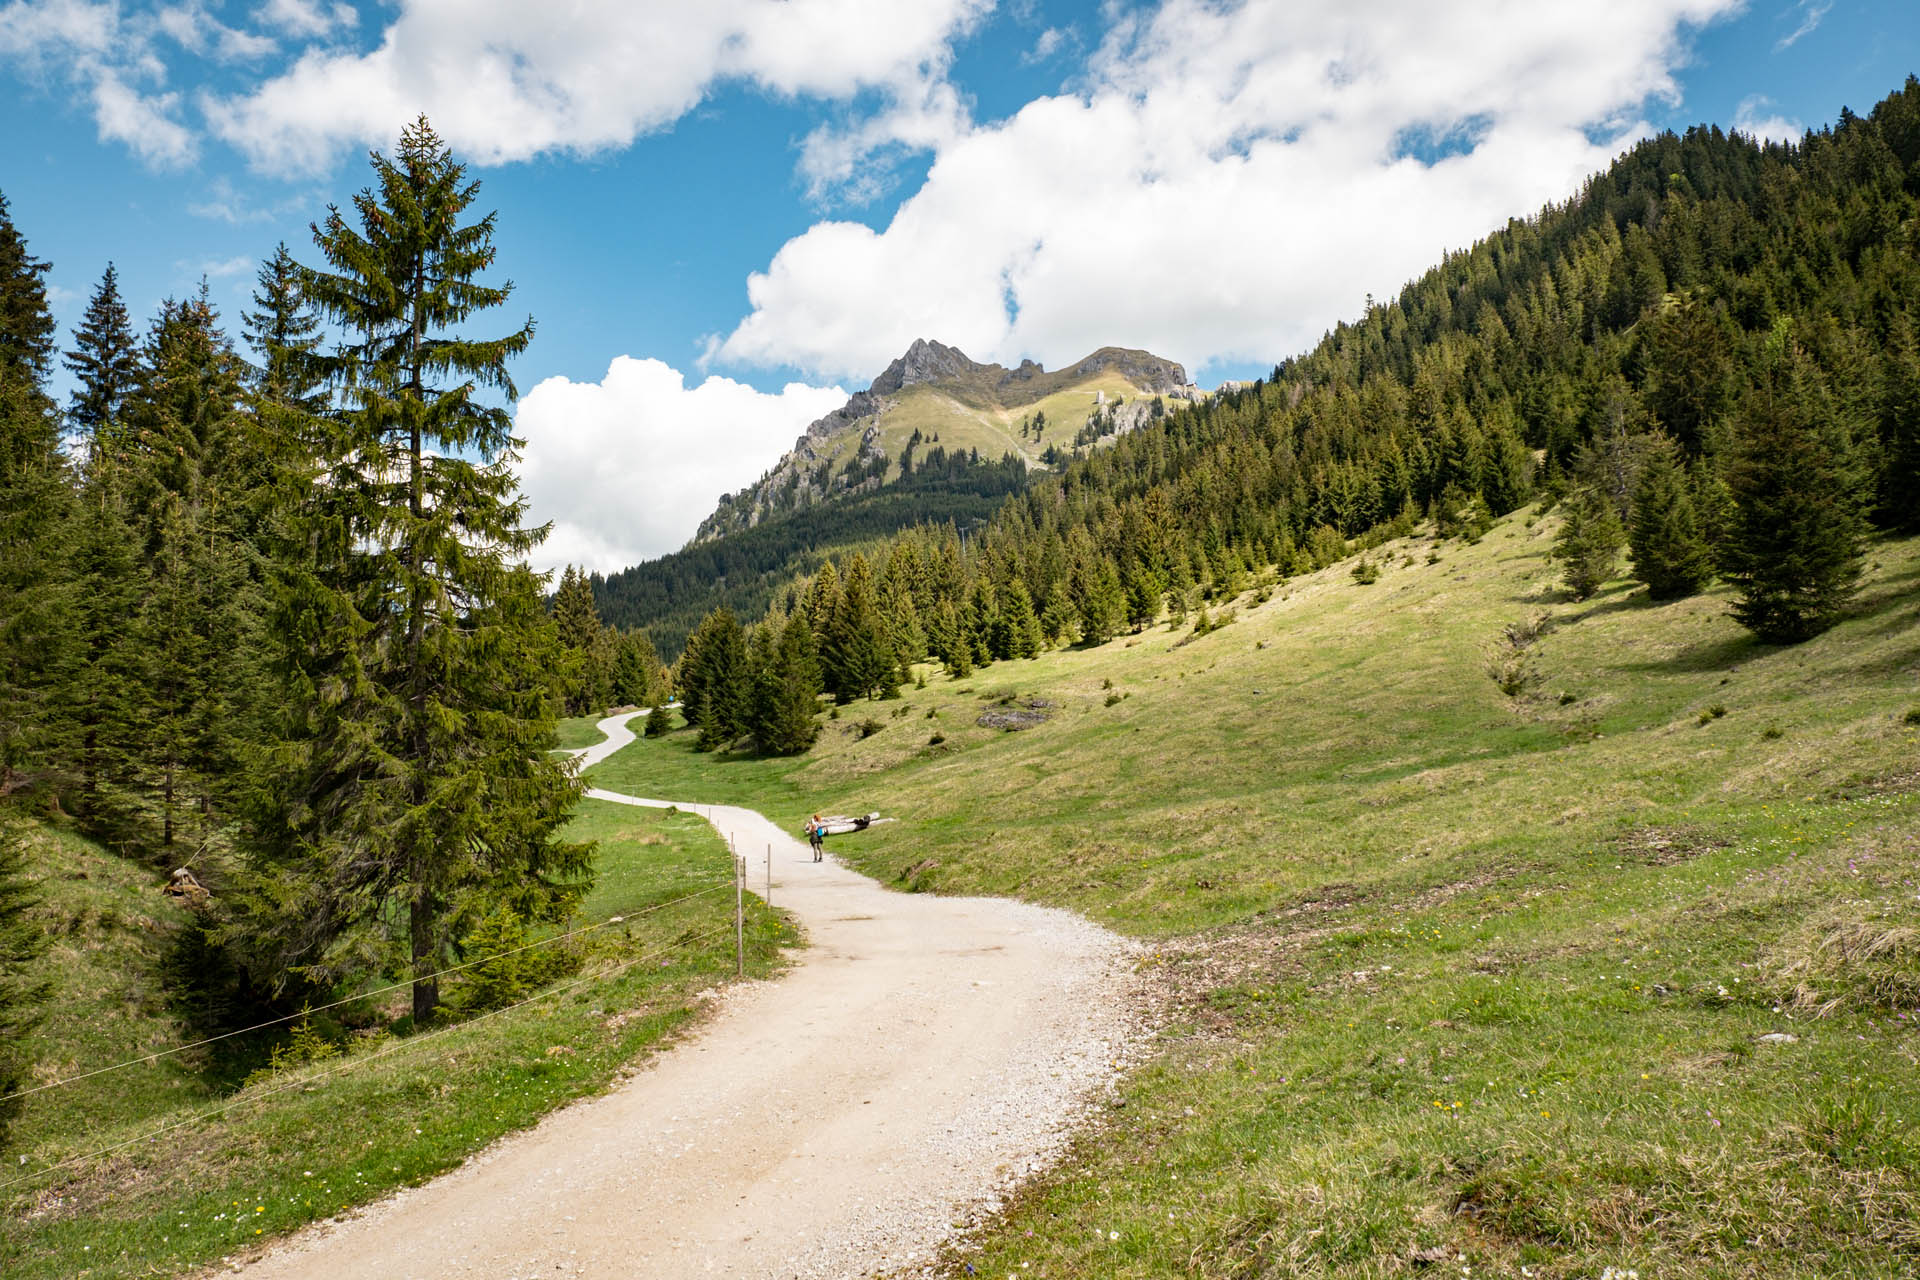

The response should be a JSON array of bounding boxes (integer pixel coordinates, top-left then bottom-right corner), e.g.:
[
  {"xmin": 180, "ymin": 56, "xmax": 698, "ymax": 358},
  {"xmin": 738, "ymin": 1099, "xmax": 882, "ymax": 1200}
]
[{"xmin": 1617, "ymin": 631, "xmax": 1765, "ymax": 675}]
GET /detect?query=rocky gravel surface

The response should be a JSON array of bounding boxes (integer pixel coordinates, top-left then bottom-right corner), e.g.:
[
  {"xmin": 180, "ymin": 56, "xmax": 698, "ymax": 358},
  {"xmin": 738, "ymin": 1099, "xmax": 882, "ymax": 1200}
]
[{"xmin": 229, "ymin": 713, "xmax": 1149, "ymax": 1279}]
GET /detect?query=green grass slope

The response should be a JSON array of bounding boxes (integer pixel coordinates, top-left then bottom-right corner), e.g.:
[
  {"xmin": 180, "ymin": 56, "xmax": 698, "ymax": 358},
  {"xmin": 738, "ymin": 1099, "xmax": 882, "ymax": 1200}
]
[
  {"xmin": 1, "ymin": 801, "xmax": 794, "ymax": 1279},
  {"xmin": 590, "ymin": 509, "xmax": 1920, "ymax": 1278},
  {"xmin": 798, "ymin": 370, "xmax": 1174, "ymax": 485}
]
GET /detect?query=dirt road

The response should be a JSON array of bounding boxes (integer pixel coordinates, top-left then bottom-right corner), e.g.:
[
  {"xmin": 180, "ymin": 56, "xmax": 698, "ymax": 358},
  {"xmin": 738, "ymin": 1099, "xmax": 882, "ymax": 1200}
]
[{"xmin": 235, "ymin": 712, "xmax": 1139, "ymax": 1279}]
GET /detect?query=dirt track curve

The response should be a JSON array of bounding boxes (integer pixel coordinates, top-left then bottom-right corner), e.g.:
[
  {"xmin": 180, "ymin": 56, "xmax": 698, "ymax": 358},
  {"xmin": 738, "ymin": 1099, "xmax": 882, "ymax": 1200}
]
[{"xmin": 232, "ymin": 711, "xmax": 1140, "ymax": 1279}]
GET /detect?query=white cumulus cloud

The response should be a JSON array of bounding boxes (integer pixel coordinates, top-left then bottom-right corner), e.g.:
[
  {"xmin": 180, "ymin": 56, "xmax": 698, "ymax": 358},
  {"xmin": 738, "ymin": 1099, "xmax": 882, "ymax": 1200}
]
[
  {"xmin": 205, "ymin": 0, "xmax": 992, "ymax": 177},
  {"xmin": 716, "ymin": 0, "xmax": 1743, "ymax": 382},
  {"xmin": 515, "ymin": 357, "xmax": 847, "ymax": 575}
]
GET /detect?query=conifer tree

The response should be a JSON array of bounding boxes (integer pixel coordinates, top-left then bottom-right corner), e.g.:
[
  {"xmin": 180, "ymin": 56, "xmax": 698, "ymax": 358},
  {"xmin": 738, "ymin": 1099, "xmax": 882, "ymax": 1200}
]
[
  {"xmin": 1640, "ymin": 292, "xmax": 1736, "ymax": 456},
  {"xmin": 553, "ymin": 565, "xmax": 612, "ymax": 714},
  {"xmin": 1039, "ymin": 580, "xmax": 1077, "ymax": 646},
  {"xmin": 1071, "ymin": 554, "xmax": 1124, "ymax": 645},
  {"xmin": 1628, "ymin": 439, "xmax": 1715, "ymax": 600},
  {"xmin": 1552, "ymin": 485, "xmax": 1625, "ymax": 600},
  {"xmin": 1876, "ymin": 309, "xmax": 1920, "ymax": 530},
  {"xmin": 824, "ymin": 555, "xmax": 894, "ymax": 701},
  {"xmin": 0, "ymin": 191, "xmax": 71, "ymax": 796},
  {"xmin": 0, "ymin": 818, "xmax": 51, "ymax": 1148},
  {"xmin": 688, "ymin": 608, "xmax": 747, "ymax": 750},
  {"xmin": 246, "ymin": 118, "xmax": 586, "ymax": 1024},
  {"xmin": 64, "ymin": 262, "xmax": 138, "ymax": 449},
  {"xmin": 1722, "ymin": 344, "xmax": 1867, "ymax": 642},
  {"xmin": 116, "ymin": 294, "xmax": 272, "ymax": 843},
  {"xmin": 0, "ymin": 191, "xmax": 56, "ymax": 389},
  {"xmin": 750, "ymin": 614, "xmax": 821, "ymax": 755},
  {"xmin": 996, "ymin": 577, "xmax": 1043, "ymax": 658},
  {"xmin": 928, "ymin": 597, "xmax": 971, "ymax": 678},
  {"xmin": 1121, "ymin": 563, "xmax": 1163, "ymax": 632},
  {"xmin": 242, "ymin": 242, "xmax": 327, "ymax": 414},
  {"xmin": 611, "ymin": 628, "xmax": 665, "ymax": 707},
  {"xmin": 64, "ymin": 477, "xmax": 147, "ymax": 849}
]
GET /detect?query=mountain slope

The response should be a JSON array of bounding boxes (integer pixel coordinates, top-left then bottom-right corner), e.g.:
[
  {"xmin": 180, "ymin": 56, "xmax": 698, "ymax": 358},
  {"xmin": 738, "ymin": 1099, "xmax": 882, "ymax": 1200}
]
[
  {"xmin": 694, "ymin": 339, "xmax": 1192, "ymax": 542},
  {"xmin": 586, "ymin": 512, "xmax": 1920, "ymax": 1278}
]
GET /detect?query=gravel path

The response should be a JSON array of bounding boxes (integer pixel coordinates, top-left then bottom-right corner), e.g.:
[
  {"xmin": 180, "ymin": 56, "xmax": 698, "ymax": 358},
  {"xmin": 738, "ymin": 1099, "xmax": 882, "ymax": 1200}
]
[{"xmin": 232, "ymin": 711, "xmax": 1144, "ymax": 1279}]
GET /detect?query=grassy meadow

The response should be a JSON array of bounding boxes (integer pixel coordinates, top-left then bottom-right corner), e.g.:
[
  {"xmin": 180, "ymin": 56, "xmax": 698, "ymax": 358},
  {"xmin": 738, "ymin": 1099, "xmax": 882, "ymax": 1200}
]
[
  {"xmin": 0, "ymin": 800, "xmax": 795, "ymax": 1279},
  {"xmin": 589, "ymin": 508, "xmax": 1920, "ymax": 1278}
]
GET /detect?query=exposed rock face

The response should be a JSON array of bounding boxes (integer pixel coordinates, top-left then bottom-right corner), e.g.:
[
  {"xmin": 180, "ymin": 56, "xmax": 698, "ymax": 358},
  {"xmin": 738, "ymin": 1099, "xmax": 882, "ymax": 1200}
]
[
  {"xmin": 870, "ymin": 338, "xmax": 985, "ymax": 396},
  {"xmin": 691, "ymin": 339, "xmax": 1191, "ymax": 545}
]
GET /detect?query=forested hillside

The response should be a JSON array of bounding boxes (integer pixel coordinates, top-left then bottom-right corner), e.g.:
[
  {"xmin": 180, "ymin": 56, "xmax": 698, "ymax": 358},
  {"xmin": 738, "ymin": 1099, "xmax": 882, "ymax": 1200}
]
[
  {"xmin": 590, "ymin": 446, "xmax": 1029, "ymax": 658},
  {"xmin": 0, "ymin": 118, "xmax": 597, "ymax": 1151},
  {"xmin": 656, "ymin": 78, "xmax": 1920, "ymax": 751}
]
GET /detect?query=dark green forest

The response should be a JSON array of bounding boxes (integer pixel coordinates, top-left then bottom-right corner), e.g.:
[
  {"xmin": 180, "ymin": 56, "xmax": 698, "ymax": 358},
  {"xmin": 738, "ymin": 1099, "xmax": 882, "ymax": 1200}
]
[
  {"xmin": 590, "ymin": 445, "xmax": 1029, "ymax": 658},
  {"xmin": 664, "ymin": 78, "xmax": 1920, "ymax": 754},
  {"xmin": 0, "ymin": 119, "xmax": 592, "ymax": 1140}
]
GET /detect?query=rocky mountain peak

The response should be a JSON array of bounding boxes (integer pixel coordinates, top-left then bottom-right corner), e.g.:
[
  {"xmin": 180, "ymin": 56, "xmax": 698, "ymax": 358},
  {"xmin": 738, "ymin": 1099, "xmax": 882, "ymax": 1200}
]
[{"xmin": 869, "ymin": 338, "xmax": 985, "ymax": 396}]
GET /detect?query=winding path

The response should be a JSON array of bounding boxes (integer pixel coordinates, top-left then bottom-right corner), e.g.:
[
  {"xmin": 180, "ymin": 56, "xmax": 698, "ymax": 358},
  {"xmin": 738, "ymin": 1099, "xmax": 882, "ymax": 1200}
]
[{"xmin": 236, "ymin": 712, "xmax": 1139, "ymax": 1279}]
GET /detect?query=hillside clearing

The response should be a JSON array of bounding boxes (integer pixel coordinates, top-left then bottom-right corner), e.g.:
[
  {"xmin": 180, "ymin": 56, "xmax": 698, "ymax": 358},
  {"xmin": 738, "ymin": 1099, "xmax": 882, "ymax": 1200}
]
[{"xmin": 588, "ymin": 510, "xmax": 1920, "ymax": 1278}]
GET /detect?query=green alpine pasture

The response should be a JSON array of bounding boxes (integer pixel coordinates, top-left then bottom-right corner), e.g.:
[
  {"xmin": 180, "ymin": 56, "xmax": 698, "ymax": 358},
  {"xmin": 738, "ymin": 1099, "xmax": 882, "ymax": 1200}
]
[
  {"xmin": 0, "ymin": 800, "xmax": 794, "ymax": 1279},
  {"xmin": 591, "ymin": 509, "xmax": 1920, "ymax": 1278}
]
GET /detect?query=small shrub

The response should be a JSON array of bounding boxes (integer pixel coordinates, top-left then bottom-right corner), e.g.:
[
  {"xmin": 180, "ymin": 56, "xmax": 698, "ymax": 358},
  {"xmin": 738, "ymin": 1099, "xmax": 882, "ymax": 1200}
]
[
  {"xmin": 1350, "ymin": 558, "xmax": 1379, "ymax": 585},
  {"xmin": 1710, "ymin": 703, "xmax": 1728, "ymax": 718},
  {"xmin": 857, "ymin": 718, "xmax": 883, "ymax": 739},
  {"xmin": 1558, "ymin": 691, "xmax": 1578, "ymax": 706},
  {"xmin": 1101, "ymin": 678, "xmax": 1113, "ymax": 689},
  {"xmin": 829, "ymin": 706, "xmax": 840, "ymax": 719},
  {"xmin": 925, "ymin": 707, "xmax": 938, "ymax": 719},
  {"xmin": 1903, "ymin": 707, "xmax": 1920, "ymax": 726},
  {"xmin": 243, "ymin": 1012, "xmax": 339, "ymax": 1087},
  {"xmin": 1104, "ymin": 692, "xmax": 1123, "ymax": 707},
  {"xmin": 928, "ymin": 732, "xmax": 946, "ymax": 746},
  {"xmin": 446, "ymin": 907, "xmax": 579, "ymax": 1017},
  {"xmin": 1762, "ymin": 724, "xmax": 1784, "ymax": 740}
]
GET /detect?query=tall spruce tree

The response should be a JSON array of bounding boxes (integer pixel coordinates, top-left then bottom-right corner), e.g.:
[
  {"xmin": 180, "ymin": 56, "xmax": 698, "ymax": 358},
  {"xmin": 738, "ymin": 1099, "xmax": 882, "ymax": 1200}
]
[
  {"xmin": 242, "ymin": 242, "xmax": 327, "ymax": 414},
  {"xmin": 116, "ymin": 293, "xmax": 278, "ymax": 848},
  {"xmin": 63, "ymin": 476, "xmax": 147, "ymax": 850},
  {"xmin": 246, "ymin": 117, "xmax": 586, "ymax": 1024},
  {"xmin": 0, "ymin": 191, "xmax": 71, "ymax": 796},
  {"xmin": 823, "ymin": 554, "xmax": 894, "ymax": 701},
  {"xmin": 1876, "ymin": 309, "xmax": 1920, "ymax": 530},
  {"xmin": 0, "ymin": 191, "xmax": 55, "ymax": 388},
  {"xmin": 1628, "ymin": 439, "xmax": 1715, "ymax": 599},
  {"xmin": 552, "ymin": 565, "xmax": 612, "ymax": 715},
  {"xmin": 64, "ymin": 262, "xmax": 138, "ymax": 450},
  {"xmin": 1722, "ymin": 343, "xmax": 1868, "ymax": 642},
  {"xmin": 685, "ymin": 608, "xmax": 747, "ymax": 750},
  {"xmin": 757, "ymin": 613, "xmax": 822, "ymax": 754}
]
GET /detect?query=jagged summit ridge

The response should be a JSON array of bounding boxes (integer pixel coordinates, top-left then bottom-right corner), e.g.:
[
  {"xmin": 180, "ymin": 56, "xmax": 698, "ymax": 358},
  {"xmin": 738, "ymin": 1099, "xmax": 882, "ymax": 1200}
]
[{"xmin": 691, "ymin": 339, "xmax": 1193, "ymax": 545}]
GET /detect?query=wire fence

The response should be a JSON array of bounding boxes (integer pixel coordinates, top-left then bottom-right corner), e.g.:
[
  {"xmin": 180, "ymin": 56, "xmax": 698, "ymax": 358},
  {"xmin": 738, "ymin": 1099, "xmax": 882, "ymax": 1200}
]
[
  {"xmin": 0, "ymin": 918, "xmax": 741, "ymax": 1197},
  {"xmin": 0, "ymin": 879, "xmax": 737, "ymax": 1110}
]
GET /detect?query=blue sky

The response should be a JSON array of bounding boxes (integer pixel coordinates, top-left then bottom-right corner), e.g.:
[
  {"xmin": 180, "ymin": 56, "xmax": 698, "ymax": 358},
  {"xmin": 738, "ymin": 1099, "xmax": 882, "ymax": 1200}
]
[{"xmin": 3, "ymin": 0, "xmax": 1915, "ymax": 570}]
